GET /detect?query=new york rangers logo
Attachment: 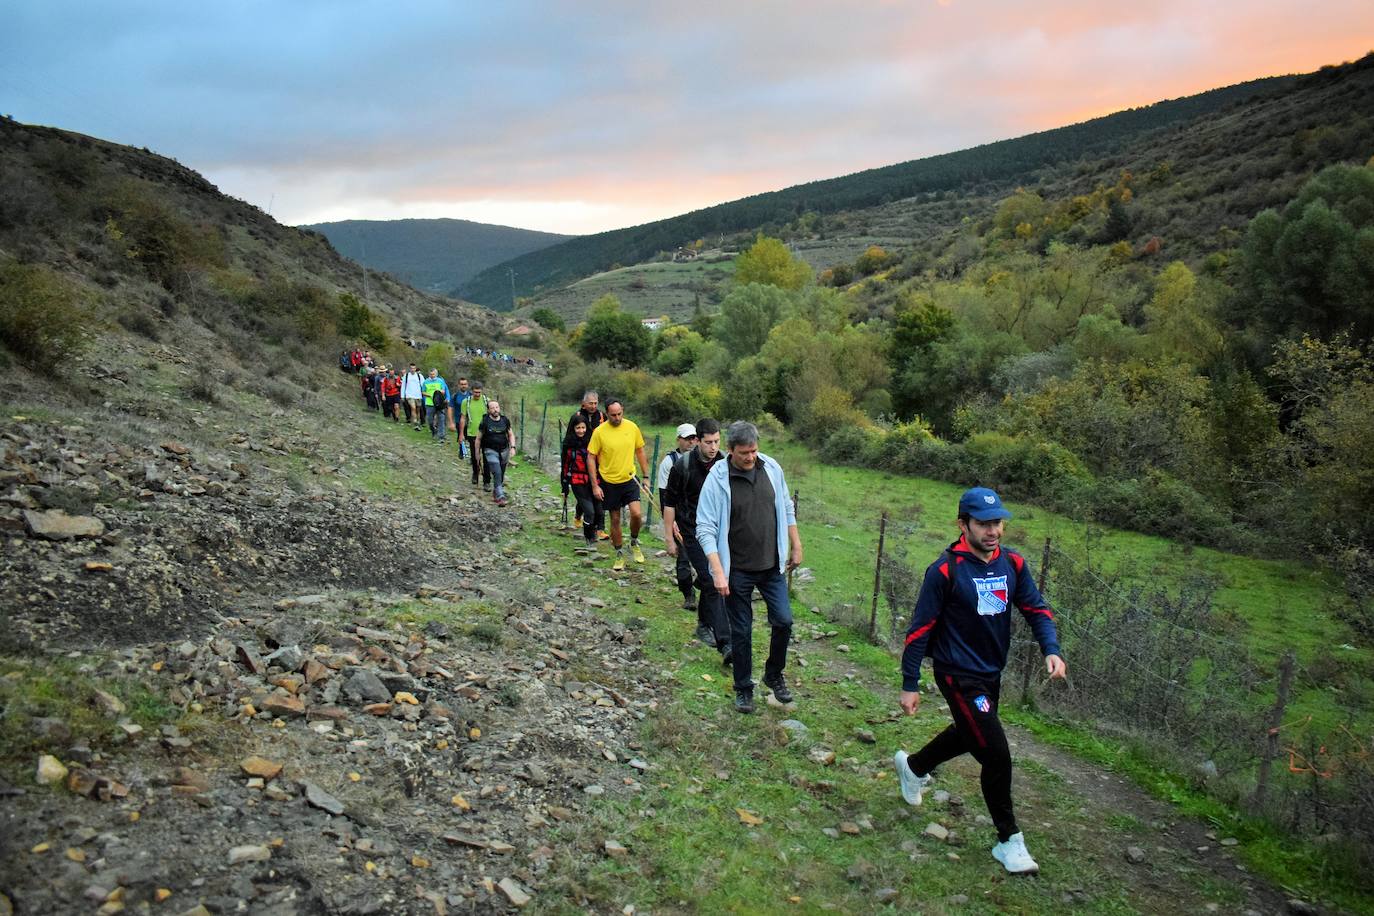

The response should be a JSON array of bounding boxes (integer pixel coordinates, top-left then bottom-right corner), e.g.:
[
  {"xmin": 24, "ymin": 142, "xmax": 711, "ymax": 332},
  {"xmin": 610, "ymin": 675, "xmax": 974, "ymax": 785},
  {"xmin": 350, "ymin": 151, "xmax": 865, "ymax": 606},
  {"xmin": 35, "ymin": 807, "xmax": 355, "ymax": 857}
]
[{"xmin": 974, "ymin": 575, "xmax": 1008, "ymax": 616}]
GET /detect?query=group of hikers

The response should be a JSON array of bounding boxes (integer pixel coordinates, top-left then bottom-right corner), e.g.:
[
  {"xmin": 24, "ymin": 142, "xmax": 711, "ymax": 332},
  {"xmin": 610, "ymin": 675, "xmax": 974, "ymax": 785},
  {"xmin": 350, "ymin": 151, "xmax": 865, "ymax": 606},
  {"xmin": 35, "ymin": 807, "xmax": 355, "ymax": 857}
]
[
  {"xmin": 342, "ymin": 354, "xmax": 517, "ymax": 506},
  {"xmin": 340, "ymin": 360, "xmax": 1069, "ymax": 877},
  {"xmin": 555, "ymin": 389, "xmax": 1068, "ymax": 875}
]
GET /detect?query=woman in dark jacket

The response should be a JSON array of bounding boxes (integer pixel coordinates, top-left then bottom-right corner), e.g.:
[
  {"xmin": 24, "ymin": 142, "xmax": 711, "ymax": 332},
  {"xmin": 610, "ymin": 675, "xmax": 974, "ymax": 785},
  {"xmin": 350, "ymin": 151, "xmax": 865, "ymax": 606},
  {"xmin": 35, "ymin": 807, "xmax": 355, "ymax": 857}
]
[{"xmin": 561, "ymin": 419, "xmax": 604, "ymax": 551}]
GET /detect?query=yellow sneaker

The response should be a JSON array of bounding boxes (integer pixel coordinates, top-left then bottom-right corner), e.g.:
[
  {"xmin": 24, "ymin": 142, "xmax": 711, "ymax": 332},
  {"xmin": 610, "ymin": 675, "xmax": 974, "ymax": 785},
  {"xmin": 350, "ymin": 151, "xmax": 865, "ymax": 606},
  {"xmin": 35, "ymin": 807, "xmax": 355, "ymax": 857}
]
[
  {"xmin": 612, "ymin": 554, "xmax": 626, "ymax": 572},
  {"xmin": 631, "ymin": 544, "xmax": 645, "ymax": 564},
  {"xmin": 598, "ymin": 530, "xmax": 610, "ymax": 541}
]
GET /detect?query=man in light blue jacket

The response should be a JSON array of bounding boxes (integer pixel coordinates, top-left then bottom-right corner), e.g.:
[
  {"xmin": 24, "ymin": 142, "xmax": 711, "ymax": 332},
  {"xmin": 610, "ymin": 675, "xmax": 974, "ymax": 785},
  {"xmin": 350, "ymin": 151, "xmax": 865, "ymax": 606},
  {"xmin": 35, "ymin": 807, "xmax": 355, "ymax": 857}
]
[{"xmin": 697, "ymin": 421, "xmax": 804, "ymax": 714}]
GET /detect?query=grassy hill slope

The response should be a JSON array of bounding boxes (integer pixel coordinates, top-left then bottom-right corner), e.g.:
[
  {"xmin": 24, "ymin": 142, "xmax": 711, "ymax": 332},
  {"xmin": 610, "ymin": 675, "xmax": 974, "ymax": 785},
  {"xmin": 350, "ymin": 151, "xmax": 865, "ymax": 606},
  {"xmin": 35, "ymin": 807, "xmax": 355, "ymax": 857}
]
[
  {"xmin": 304, "ymin": 217, "xmax": 571, "ymax": 296},
  {"xmin": 458, "ymin": 74, "xmax": 1292, "ymax": 308}
]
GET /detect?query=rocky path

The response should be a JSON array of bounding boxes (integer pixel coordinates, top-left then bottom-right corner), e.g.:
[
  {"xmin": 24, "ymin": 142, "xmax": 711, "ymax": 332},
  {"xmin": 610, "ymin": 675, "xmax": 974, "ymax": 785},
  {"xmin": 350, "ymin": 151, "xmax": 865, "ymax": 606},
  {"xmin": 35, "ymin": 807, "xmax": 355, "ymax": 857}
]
[{"xmin": 0, "ymin": 355, "xmax": 1339, "ymax": 914}]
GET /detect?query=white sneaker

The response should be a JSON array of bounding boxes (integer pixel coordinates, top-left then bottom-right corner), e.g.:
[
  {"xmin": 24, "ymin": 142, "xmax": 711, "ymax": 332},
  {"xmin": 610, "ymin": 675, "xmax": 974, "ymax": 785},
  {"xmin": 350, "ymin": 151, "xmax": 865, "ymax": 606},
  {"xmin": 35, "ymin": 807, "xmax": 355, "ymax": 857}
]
[
  {"xmin": 991, "ymin": 832, "xmax": 1039, "ymax": 875},
  {"xmin": 893, "ymin": 750, "xmax": 933, "ymax": 806}
]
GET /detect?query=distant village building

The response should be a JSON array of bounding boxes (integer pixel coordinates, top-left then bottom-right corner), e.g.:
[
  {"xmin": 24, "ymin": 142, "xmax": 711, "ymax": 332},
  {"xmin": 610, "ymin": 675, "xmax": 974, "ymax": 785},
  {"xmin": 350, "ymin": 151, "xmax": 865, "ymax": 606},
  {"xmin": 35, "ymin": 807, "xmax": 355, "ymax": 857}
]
[
  {"xmin": 640, "ymin": 316, "xmax": 668, "ymax": 332},
  {"xmin": 672, "ymin": 246, "xmax": 699, "ymax": 262},
  {"xmin": 507, "ymin": 325, "xmax": 534, "ymax": 337}
]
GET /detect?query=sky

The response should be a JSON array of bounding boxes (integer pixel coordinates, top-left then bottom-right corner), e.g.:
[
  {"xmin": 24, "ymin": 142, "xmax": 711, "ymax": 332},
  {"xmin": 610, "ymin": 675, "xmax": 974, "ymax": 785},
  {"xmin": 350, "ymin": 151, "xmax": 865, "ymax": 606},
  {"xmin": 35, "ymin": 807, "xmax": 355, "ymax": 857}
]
[{"xmin": 3, "ymin": 1, "xmax": 1371, "ymax": 236}]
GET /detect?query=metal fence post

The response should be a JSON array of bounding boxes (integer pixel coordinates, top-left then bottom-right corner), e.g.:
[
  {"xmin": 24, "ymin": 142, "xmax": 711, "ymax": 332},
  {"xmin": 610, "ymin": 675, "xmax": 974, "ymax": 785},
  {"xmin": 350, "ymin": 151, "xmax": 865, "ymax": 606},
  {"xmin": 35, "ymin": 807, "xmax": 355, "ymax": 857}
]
[
  {"xmin": 868, "ymin": 511, "xmax": 888, "ymax": 644},
  {"xmin": 645, "ymin": 434, "xmax": 661, "ymax": 529},
  {"xmin": 536, "ymin": 401, "xmax": 548, "ymax": 466},
  {"xmin": 787, "ymin": 491, "xmax": 799, "ymax": 595}
]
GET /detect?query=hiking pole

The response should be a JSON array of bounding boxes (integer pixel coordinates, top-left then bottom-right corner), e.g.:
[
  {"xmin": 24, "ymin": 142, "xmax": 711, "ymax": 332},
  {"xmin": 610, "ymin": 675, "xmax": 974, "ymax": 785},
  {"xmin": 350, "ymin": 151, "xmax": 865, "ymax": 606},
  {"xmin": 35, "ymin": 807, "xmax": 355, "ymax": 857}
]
[{"xmin": 561, "ymin": 491, "xmax": 569, "ymax": 529}]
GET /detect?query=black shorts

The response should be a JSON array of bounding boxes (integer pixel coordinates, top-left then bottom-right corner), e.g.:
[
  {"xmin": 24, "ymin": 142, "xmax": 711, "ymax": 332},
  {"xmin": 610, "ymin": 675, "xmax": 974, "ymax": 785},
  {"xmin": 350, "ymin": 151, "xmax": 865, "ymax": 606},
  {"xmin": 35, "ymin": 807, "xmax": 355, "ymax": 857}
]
[{"xmin": 600, "ymin": 478, "xmax": 642, "ymax": 512}]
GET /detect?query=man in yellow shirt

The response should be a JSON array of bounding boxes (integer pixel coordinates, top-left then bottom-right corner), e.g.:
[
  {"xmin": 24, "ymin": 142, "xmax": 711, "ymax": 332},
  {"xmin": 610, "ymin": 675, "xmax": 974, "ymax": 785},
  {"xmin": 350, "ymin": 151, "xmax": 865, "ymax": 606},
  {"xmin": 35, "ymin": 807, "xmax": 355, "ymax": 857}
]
[{"xmin": 588, "ymin": 399, "xmax": 650, "ymax": 571}]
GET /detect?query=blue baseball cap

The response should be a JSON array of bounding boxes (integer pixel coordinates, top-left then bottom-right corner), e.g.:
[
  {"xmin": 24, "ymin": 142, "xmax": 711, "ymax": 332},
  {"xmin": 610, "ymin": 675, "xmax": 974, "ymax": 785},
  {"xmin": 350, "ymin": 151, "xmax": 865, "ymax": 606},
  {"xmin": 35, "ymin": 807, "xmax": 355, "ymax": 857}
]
[{"xmin": 959, "ymin": 487, "xmax": 1012, "ymax": 521}]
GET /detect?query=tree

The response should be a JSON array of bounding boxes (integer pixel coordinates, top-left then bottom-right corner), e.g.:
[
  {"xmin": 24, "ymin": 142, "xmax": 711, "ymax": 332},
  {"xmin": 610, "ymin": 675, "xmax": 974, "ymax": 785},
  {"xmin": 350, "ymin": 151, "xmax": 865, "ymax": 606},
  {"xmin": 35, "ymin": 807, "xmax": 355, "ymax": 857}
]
[
  {"xmin": 712, "ymin": 283, "xmax": 794, "ymax": 359},
  {"xmin": 529, "ymin": 307, "xmax": 565, "ymax": 333},
  {"xmin": 734, "ymin": 236, "xmax": 811, "ymax": 290},
  {"xmin": 1143, "ymin": 261, "xmax": 1223, "ymax": 370},
  {"xmin": 1239, "ymin": 163, "xmax": 1374, "ymax": 342},
  {"xmin": 575, "ymin": 295, "xmax": 650, "ymax": 368},
  {"xmin": 339, "ymin": 293, "xmax": 389, "ymax": 349}
]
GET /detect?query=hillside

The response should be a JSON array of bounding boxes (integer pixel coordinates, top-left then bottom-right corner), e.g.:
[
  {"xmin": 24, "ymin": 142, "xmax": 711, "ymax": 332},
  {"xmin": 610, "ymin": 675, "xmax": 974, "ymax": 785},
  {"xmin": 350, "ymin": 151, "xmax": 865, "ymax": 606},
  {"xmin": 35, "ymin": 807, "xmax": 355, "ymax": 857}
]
[
  {"xmin": 304, "ymin": 217, "xmax": 571, "ymax": 297},
  {"xmin": 459, "ymin": 72, "xmax": 1294, "ymax": 308},
  {"xmin": 0, "ymin": 118, "xmax": 514, "ymax": 365}
]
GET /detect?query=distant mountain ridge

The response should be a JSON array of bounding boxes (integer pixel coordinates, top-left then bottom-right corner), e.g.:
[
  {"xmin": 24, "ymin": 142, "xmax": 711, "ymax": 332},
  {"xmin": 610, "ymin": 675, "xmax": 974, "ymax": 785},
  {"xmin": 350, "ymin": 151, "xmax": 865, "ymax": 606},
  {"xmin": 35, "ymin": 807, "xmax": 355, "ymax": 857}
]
[
  {"xmin": 458, "ymin": 74, "xmax": 1293, "ymax": 308},
  {"xmin": 304, "ymin": 217, "xmax": 571, "ymax": 297}
]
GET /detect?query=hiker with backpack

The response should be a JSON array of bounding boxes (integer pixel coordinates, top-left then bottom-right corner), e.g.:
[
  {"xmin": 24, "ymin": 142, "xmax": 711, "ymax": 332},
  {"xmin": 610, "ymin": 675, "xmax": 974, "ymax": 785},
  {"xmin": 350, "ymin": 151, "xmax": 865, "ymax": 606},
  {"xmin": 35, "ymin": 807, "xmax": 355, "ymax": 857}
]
[
  {"xmin": 381, "ymin": 369, "xmax": 401, "ymax": 422},
  {"xmin": 893, "ymin": 487, "xmax": 1066, "ymax": 876},
  {"xmin": 657, "ymin": 423, "xmax": 698, "ymax": 609},
  {"xmin": 459, "ymin": 382, "xmax": 491, "ymax": 489},
  {"xmin": 561, "ymin": 417, "xmax": 604, "ymax": 552},
  {"xmin": 477, "ymin": 398, "xmax": 516, "ymax": 507},
  {"xmin": 662, "ymin": 418, "xmax": 731, "ymax": 660},
  {"xmin": 422, "ymin": 369, "xmax": 450, "ymax": 441},
  {"xmin": 401, "ymin": 363, "xmax": 425, "ymax": 428}
]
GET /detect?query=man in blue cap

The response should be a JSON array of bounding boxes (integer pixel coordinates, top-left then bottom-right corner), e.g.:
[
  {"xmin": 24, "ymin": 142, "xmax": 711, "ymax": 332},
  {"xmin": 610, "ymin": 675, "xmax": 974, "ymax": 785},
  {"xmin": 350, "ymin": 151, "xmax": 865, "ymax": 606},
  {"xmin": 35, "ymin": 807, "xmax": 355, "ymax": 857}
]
[{"xmin": 893, "ymin": 486, "xmax": 1067, "ymax": 875}]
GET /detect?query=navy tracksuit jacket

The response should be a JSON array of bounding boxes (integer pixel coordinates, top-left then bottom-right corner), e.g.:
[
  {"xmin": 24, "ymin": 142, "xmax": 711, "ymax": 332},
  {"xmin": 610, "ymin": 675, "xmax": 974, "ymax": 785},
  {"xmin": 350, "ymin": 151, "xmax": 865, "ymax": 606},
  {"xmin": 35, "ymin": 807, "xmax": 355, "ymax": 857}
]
[{"xmin": 901, "ymin": 536, "xmax": 1061, "ymax": 691}]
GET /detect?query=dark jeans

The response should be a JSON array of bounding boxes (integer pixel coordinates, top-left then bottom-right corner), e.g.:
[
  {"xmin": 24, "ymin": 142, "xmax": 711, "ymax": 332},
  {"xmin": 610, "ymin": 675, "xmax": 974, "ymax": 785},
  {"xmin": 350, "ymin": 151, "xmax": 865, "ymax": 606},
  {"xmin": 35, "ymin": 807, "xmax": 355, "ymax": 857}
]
[
  {"xmin": 724, "ymin": 565, "xmax": 792, "ymax": 691},
  {"xmin": 571, "ymin": 483, "xmax": 604, "ymax": 541},
  {"xmin": 384, "ymin": 395, "xmax": 400, "ymax": 421},
  {"xmin": 908, "ymin": 671, "xmax": 1017, "ymax": 842},
  {"xmin": 465, "ymin": 436, "xmax": 488, "ymax": 484},
  {"xmin": 681, "ymin": 534, "xmax": 730, "ymax": 653}
]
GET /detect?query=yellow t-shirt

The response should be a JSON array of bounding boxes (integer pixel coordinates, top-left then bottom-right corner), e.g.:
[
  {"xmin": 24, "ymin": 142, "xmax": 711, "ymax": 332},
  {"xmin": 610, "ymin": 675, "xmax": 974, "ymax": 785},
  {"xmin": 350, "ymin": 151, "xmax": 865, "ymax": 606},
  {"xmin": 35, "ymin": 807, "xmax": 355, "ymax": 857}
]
[{"xmin": 588, "ymin": 419, "xmax": 645, "ymax": 484}]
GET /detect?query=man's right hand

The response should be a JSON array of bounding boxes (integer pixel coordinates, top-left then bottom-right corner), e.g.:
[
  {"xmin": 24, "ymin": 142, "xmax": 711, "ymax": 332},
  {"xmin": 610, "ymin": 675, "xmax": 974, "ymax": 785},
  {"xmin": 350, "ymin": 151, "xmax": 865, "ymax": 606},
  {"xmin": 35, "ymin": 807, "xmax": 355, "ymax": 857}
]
[
  {"xmin": 592, "ymin": 485, "xmax": 603, "ymax": 501},
  {"xmin": 712, "ymin": 570, "xmax": 729, "ymax": 596},
  {"xmin": 899, "ymin": 689, "xmax": 922, "ymax": 716},
  {"xmin": 665, "ymin": 539, "xmax": 677, "ymax": 558}
]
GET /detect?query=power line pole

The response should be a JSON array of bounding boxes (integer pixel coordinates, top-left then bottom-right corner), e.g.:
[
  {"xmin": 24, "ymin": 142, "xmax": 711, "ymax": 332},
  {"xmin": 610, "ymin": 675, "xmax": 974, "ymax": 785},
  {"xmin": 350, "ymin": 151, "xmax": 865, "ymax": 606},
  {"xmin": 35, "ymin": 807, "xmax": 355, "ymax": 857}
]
[
  {"xmin": 361, "ymin": 235, "xmax": 370, "ymax": 302},
  {"xmin": 508, "ymin": 268, "xmax": 516, "ymax": 311}
]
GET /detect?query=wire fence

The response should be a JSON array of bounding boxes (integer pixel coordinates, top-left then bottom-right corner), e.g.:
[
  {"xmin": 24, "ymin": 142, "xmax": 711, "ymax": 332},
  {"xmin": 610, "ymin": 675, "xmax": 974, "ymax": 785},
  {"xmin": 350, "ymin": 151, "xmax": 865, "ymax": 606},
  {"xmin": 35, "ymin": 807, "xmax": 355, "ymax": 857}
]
[{"xmin": 869, "ymin": 525, "xmax": 1374, "ymax": 859}]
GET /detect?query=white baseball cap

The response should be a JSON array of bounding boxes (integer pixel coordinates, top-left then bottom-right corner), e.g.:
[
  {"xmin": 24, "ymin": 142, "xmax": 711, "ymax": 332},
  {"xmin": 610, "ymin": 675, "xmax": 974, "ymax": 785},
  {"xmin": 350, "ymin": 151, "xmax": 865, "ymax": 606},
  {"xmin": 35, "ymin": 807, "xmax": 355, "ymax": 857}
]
[{"xmin": 675, "ymin": 423, "xmax": 697, "ymax": 438}]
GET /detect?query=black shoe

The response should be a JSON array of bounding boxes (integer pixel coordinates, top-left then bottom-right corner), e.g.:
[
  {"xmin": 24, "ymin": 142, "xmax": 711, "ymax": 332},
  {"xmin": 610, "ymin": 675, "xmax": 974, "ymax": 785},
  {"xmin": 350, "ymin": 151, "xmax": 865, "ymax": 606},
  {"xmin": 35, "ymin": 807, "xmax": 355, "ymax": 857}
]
[
  {"xmin": 720, "ymin": 645, "xmax": 732, "ymax": 667},
  {"xmin": 733, "ymin": 689, "xmax": 754, "ymax": 714},
  {"xmin": 682, "ymin": 595, "xmax": 695, "ymax": 611},
  {"xmin": 693, "ymin": 625, "xmax": 717, "ymax": 647},
  {"xmin": 764, "ymin": 675, "xmax": 794, "ymax": 704}
]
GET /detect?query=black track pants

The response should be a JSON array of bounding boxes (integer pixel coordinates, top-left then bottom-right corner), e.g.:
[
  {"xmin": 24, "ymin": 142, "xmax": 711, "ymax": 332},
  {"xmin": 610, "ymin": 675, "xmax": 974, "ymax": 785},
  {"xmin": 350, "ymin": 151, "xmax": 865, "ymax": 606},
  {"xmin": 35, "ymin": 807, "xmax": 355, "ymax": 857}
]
[{"xmin": 908, "ymin": 671, "xmax": 1018, "ymax": 842}]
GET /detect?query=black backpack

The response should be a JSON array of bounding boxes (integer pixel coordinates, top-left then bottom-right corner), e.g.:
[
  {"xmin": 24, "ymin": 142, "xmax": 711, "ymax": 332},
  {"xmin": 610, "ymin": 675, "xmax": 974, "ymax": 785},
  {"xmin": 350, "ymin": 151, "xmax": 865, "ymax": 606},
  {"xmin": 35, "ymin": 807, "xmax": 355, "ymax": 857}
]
[{"xmin": 431, "ymin": 388, "xmax": 447, "ymax": 411}]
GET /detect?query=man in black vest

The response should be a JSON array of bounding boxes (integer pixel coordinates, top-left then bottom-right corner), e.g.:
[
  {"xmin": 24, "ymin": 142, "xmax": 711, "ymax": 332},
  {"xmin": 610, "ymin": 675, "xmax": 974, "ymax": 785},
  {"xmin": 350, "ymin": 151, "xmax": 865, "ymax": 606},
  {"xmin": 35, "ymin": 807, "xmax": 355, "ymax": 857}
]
[{"xmin": 661, "ymin": 418, "xmax": 730, "ymax": 660}]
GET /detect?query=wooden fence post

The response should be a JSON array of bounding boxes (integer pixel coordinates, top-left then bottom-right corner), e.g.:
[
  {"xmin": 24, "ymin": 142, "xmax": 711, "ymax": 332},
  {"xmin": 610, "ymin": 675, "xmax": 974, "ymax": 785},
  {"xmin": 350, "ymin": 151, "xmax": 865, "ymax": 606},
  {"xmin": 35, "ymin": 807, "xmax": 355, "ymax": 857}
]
[
  {"xmin": 519, "ymin": 397, "xmax": 526, "ymax": 453},
  {"xmin": 1020, "ymin": 538, "xmax": 1052, "ymax": 704},
  {"xmin": 868, "ymin": 511, "xmax": 888, "ymax": 644},
  {"xmin": 1252, "ymin": 650, "xmax": 1296, "ymax": 814}
]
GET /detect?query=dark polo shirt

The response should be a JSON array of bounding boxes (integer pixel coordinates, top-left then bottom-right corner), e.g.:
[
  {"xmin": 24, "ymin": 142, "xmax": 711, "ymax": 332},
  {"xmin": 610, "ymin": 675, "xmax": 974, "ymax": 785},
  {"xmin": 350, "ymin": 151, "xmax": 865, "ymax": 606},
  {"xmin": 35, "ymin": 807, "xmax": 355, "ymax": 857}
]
[{"xmin": 727, "ymin": 458, "xmax": 777, "ymax": 572}]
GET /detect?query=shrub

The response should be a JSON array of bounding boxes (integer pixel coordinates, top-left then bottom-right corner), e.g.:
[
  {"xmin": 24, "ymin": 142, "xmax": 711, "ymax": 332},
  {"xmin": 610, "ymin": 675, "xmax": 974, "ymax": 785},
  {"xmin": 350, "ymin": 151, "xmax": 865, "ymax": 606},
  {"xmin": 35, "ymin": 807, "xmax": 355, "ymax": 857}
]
[
  {"xmin": 0, "ymin": 260, "xmax": 92, "ymax": 370},
  {"xmin": 753, "ymin": 411, "xmax": 787, "ymax": 442},
  {"xmin": 553, "ymin": 358, "xmax": 618, "ymax": 404},
  {"xmin": 419, "ymin": 343, "xmax": 455, "ymax": 374},
  {"xmin": 641, "ymin": 378, "xmax": 721, "ymax": 424},
  {"xmin": 962, "ymin": 432, "xmax": 1089, "ymax": 500},
  {"xmin": 825, "ymin": 423, "xmax": 880, "ymax": 466}
]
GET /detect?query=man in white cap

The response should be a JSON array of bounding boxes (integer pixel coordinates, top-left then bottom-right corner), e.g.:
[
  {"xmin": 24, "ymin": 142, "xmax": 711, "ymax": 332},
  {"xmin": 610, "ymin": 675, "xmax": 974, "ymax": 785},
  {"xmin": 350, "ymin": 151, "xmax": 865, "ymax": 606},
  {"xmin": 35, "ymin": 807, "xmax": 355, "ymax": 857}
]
[{"xmin": 657, "ymin": 423, "xmax": 698, "ymax": 609}]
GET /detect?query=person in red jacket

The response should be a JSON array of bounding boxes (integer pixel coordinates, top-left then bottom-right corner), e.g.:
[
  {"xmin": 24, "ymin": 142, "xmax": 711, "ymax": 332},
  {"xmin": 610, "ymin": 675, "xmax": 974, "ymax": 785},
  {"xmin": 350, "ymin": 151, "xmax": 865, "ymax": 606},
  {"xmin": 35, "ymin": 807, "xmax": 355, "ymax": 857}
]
[
  {"xmin": 894, "ymin": 487, "xmax": 1066, "ymax": 876},
  {"xmin": 381, "ymin": 370, "xmax": 402, "ymax": 422},
  {"xmin": 561, "ymin": 418, "xmax": 604, "ymax": 551}
]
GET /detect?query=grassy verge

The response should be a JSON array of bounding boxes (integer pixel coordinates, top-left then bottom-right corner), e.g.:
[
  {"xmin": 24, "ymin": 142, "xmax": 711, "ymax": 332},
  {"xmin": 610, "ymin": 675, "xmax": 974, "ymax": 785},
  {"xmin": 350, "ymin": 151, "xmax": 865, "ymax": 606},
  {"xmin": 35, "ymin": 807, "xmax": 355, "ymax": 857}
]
[{"xmin": 496, "ymin": 389, "xmax": 1372, "ymax": 912}]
